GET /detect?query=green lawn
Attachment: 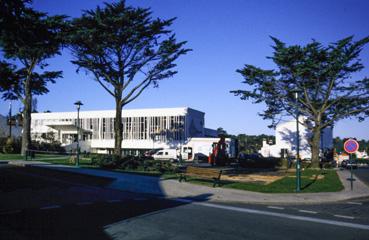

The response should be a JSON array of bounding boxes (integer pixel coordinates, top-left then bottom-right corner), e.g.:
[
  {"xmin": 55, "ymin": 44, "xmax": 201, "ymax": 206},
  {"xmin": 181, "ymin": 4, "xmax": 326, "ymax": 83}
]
[
  {"xmin": 0, "ymin": 154, "xmax": 23, "ymax": 160},
  {"xmin": 185, "ymin": 169, "xmax": 343, "ymax": 193},
  {"xmin": 0, "ymin": 153, "xmax": 92, "ymax": 166}
]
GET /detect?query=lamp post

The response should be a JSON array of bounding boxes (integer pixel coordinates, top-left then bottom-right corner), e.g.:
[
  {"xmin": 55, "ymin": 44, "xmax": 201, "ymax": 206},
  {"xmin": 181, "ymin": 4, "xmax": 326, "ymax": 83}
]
[
  {"xmin": 8, "ymin": 101, "xmax": 12, "ymax": 138},
  {"xmin": 74, "ymin": 101, "xmax": 83, "ymax": 167},
  {"xmin": 294, "ymin": 90, "xmax": 301, "ymax": 192}
]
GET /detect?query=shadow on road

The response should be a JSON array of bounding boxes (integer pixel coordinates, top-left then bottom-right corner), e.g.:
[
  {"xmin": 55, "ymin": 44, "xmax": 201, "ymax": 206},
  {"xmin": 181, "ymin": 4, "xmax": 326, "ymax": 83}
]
[{"xmin": 0, "ymin": 165, "xmax": 213, "ymax": 240}]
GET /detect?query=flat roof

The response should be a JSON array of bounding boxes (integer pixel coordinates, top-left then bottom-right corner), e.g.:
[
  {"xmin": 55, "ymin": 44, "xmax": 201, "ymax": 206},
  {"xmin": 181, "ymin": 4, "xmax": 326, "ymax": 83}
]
[{"xmin": 32, "ymin": 107, "xmax": 205, "ymax": 119}]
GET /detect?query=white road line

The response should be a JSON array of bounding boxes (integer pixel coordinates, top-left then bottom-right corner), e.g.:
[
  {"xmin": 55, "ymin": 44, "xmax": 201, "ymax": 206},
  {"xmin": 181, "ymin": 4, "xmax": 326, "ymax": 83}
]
[
  {"xmin": 0, "ymin": 210, "xmax": 21, "ymax": 215},
  {"xmin": 195, "ymin": 202, "xmax": 369, "ymax": 230},
  {"xmin": 106, "ymin": 200, "xmax": 121, "ymax": 203},
  {"xmin": 334, "ymin": 215, "xmax": 355, "ymax": 220},
  {"xmin": 77, "ymin": 202, "xmax": 93, "ymax": 206},
  {"xmin": 347, "ymin": 202, "xmax": 363, "ymax": 205},
  {"xmin": 40, "ymin": 205, "xmax": 61, "ymax": 210},
  {"xmin": 267, "ymin": 206, "xmax": 285, "ymax": 210},
  {"xmin": 298, "ymin": 210, "xmax": 318, "ymax": 214}
]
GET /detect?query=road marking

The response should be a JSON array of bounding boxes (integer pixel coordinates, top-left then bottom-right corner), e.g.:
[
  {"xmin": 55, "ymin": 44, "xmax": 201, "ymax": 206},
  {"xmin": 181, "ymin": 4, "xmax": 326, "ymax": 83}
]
[
  {"xmin": 267, "ymin": 206, "xmax": 284, "ymax": 210},
  {"xmin": 347, "ymin": 202, "xmax": 362, "ymax": 205},
  {"xmin": 106, "ymin": 200, "xmax": 121, "ymax": 203},
  {"xmin": 77, "ymin": 202, "xmax": 93, "ymax": 206},
  {"xmin": 40, "ymin": 205, "xmax": 61, "ymax": 210},
  {"xmin": 298, "ymin": 210, "xmax": 318, "ymax": 214},
  {"xmin": 0, "ymin": 210, "xmax": 21, "ymax": 215},
  {"xmin": 334, "ymin": 215, "xmax": 355, "ymax": 220},
  {"xmin": 195, "ymin": 202, "xmax": 369, "ymax": 230}
]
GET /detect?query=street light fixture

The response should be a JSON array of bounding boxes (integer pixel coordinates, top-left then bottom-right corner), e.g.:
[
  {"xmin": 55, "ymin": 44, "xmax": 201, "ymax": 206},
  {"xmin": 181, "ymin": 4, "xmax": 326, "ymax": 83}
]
[
  {"xmin": 293, "ymin": 90, "xmax": 301, "ymax": 192},
  {"xmin": 8, "ymin": 101, "xmax": 12, "ymax": 139},
  {"xmin": 74, "ymin": 101, "xmax": 83, "ymax": 167}
]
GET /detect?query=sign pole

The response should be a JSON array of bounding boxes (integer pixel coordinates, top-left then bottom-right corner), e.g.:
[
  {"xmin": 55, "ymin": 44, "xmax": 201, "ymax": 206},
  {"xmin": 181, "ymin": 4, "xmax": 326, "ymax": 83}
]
[
  {"xmin": 343, "ymin": 138, "xmax": 359, "ymax": 192},
  {"xmin": 350, "ymin": 153, "xmax": 353, "ymax": 191}
]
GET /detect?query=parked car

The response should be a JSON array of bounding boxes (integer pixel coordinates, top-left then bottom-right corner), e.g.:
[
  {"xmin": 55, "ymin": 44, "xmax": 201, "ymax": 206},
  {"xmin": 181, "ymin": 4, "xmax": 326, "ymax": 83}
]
[{"xmin": 341, "ymin": 160, "xmax": 358, "ymax": 169}]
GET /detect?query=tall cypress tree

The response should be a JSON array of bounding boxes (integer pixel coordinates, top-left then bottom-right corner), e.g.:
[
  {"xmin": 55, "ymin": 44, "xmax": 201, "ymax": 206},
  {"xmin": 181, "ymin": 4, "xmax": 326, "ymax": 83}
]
[
  {"xmin": 68, "ymin": 1, "xmax": 190, "ymax": 158},
  {"xmin": 0, "ymin": 0, "xmax": 67, "ymax": 155},
  {"xmin": 232, "ymin": 37, "xmax": 369, "ymax": 166}
]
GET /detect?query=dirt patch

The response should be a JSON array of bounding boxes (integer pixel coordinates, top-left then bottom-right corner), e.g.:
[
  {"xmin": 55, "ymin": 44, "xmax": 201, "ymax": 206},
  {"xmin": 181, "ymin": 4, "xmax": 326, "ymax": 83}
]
[
  {"xmin": 310, "ymin": 174, "xmax": 325, "ymax": 180},
  {"xmin": 221, "ymin": 174, "xmax": 284, "ymax": 185}
]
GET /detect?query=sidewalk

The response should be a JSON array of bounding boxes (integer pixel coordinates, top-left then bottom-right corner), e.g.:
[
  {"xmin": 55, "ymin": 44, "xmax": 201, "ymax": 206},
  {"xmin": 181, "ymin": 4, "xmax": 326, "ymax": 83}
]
[{"xmin": 8, "ymin": 160, "xmax": 369, "ymax": 204}]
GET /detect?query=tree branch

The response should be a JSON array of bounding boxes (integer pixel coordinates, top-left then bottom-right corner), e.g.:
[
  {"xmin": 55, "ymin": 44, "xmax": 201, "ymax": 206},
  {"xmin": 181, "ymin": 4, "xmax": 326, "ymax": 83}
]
[{"xmin": 92, "ymin": 72, "xmax": 115, "ymax": 97}]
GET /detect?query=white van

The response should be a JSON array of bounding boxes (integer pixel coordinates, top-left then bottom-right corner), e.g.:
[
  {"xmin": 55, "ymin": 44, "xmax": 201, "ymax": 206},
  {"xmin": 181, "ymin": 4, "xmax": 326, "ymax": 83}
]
[{"xmin": 152, "ymin": 149, "xmax": 178, "ymax": 161}]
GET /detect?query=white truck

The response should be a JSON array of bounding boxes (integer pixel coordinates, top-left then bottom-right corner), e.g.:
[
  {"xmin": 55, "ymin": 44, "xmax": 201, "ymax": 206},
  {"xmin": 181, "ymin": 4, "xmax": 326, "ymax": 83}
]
[
  {"xmin": 152, "ymin": 149, "xmax": 178, "ymax": 161},
  {"xmin": 179, "ymin": 137, "xmax": 237, "ymax": 161},
  {"xmin": 152, "ymin": 137, "xmax": 237, "ymax": 162}
]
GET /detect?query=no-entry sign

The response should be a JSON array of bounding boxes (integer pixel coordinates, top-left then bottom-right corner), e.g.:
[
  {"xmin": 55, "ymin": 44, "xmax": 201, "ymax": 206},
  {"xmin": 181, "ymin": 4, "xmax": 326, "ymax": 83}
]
[{"xmin": 344, "ymin": 139, "xmax": 359, "ymax": 154}]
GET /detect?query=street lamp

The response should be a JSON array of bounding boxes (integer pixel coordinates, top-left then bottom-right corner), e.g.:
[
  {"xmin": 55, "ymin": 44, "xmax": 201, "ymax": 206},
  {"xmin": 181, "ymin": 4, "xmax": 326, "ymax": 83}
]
[
  {"xmin": 74, "ymin": 101, "xmax": 83, "ymax": 167},
  {"xmin": 8, "ymin": 101, "xmax": 12, "ymax": 138},
  {"xmin": 293, "ymin": 90, "xmax": 301, "ymax": 192}
]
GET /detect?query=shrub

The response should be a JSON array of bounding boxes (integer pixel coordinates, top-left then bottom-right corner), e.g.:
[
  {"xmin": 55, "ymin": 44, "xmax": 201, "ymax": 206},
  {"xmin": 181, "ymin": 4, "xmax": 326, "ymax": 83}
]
[
  {"xmin": 31, "ymin": 140, "xmax": 65, "ymax": 153},
  {"xmin": 1, "ymin": 137, "xmax": 21, "ymax": 153},
  {"xmin": 90, "ymin": 154, "xmax": 177, "ymax": 173},
  {"xmin": 238, "ymin": 156, "xmax": 282, "ymax": 169},
  {"xmin": 91, "ymin": 154, "xmax": 121, "ymax": 169}
]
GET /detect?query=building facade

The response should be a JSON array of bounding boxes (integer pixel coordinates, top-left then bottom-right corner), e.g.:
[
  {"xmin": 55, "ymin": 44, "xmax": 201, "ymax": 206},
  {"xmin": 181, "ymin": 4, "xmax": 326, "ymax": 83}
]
[
  {"xmin": 31, "ymin": 107, "xmax": 217, "ymax": 155},
  {"xmin": 259, "ymin": 118, "xmax": 333, "ymax": 159}
]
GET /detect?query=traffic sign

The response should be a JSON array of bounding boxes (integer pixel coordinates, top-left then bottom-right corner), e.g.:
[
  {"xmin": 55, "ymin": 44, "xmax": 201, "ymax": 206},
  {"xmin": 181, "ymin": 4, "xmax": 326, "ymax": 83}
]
[{"xmin": 343, "ymin": 139, "xmax": 359, "ymax": 154}]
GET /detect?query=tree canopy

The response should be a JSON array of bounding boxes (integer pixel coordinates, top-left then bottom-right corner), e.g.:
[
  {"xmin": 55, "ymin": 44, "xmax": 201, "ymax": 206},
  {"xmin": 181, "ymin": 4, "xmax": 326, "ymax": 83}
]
[
  {"xmin": 68, "ymin": 0, "xmax": 190, "ymax": 158},
  {"xmin": 0, "ymin": 0, "xmax": 67, "ymax": 154},
  {"xmin": 232, "ymin": 36, "xmax": 369, "ymax": 165}
]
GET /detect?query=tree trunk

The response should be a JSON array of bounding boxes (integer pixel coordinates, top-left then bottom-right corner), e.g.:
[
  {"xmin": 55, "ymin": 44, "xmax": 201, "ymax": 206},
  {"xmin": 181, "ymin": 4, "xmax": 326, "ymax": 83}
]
[
  {"xmin": 310, "ymin": 127, "xmax": 321, "ymax": 168},
  {"xmin": 114, "ymin": 98, "xmax": 123, "ymax": 159},
  {"xmin": 21, "ymin": 78, "xmax": 32, "ymax": 156}
]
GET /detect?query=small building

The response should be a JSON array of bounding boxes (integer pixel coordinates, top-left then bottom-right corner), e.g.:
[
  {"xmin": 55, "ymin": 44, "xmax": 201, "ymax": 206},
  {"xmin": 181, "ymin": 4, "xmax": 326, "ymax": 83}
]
[
  {"xmin": 259, "ymin": 118, "xmax": 333, "ymax": 159},
  {"xmin": 31, "ymin": 107, "xmax": 217, "ymax": 155},
  {"xmin": 356, "ymin": 151, "xmax": 368, "ymax": 159}
]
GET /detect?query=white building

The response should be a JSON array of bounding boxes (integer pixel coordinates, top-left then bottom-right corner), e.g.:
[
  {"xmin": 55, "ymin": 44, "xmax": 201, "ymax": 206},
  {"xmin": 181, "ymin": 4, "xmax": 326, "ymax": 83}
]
[
  {"xmin": 259, "ymin": 118, "xmax": 333, "ymax": 159},
  {"xmin": 31, "ymin": 107, "xmax": 217, "ymax": 155}
]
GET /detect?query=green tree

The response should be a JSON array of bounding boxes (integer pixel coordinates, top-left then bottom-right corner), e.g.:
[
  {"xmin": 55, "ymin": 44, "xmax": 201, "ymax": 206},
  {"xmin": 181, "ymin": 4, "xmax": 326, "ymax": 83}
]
[
  {"xmin": 236, "ymin": 134, "xmax": 274, "ymax": 154},
  {"xmin": 0, "ymin": 0, "xmax": 66, "ymax": 155},
  {"xmin": 333, "ymin": 137, "xmax": 344, "ymax": 153},
  {"xmin": 216, "ymin": 127, "xmax": 228, "ymax": 137},
  {"xmin": 68, "ymin": 1, "xmax": 190, "ymax": 158},
  {"xmin": 232, "ymin": 37, "xmax": 369, "ymax": 167}
]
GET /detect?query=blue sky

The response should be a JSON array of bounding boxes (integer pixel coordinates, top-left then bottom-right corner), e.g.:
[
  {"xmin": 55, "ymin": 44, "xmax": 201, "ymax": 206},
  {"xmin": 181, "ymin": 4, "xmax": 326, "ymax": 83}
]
[{"xmin": 1, "ymin": 0, "xmax": 369, "ymax": 139}]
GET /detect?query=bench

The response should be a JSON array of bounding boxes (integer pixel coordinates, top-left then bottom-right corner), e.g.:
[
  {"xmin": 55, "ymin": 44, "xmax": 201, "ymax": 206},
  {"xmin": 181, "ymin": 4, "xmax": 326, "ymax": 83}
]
[{"xmin": 179, "ymin": 166, "xmax": 223, "ymax": 187}]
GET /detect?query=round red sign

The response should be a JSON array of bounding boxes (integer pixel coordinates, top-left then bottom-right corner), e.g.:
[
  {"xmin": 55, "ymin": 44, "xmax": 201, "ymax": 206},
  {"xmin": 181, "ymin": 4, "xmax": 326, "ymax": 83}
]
[{"xmin": 343, "ymin": 139, "xmax": 359, "ymax": 154}]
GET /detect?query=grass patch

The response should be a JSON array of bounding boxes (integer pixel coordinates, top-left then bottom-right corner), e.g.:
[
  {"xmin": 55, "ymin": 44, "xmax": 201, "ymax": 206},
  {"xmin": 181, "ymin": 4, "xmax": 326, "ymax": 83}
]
[
  {"xmin": 0, "ymin": 153, "xmax": 93, "ymax": 166},
  {"xmin": 0, "ymin": 154, "xmax": 24, "ymax": 160},
  {"xmin": 185, "ymin": 169, "xmax": 343, "ymax": 193}
]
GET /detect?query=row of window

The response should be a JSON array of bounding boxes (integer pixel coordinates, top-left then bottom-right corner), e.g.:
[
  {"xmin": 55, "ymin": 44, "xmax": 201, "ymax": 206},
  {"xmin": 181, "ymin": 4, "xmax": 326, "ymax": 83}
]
[{"xmin": 33, "ymin": 116, "xmax": 187, "ymax": 141}]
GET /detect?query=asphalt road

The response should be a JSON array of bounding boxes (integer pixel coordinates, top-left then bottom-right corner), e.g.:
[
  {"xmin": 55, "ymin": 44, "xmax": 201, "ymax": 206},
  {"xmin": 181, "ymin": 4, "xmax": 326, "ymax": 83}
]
[
  {"xmin": 1, "ymin": 164, "xmax": 369, "ymax": 240},
  {"xmin": 354, "ymin": 167, "xmax": 369, "ymax": 186}
]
